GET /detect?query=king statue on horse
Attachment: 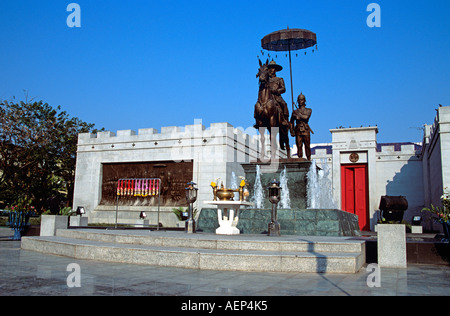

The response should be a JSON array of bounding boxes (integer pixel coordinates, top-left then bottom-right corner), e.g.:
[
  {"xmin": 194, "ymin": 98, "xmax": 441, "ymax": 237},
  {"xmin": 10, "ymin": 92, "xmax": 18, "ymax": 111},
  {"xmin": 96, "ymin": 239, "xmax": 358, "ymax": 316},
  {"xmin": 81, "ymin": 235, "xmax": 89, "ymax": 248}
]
[{"xmin": 254, "ymin": 59, "xmax": 291, "ymax": 159}]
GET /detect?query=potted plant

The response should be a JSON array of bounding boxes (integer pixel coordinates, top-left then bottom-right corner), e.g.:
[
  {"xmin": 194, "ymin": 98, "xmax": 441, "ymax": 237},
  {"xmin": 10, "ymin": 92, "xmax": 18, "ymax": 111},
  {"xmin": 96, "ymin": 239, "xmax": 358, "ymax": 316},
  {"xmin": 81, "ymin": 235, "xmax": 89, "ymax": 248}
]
[
  {"xmin": 422, "ymin": 187, "xmax": 450, "ymax": 241},
  {"xmin": 172, "ymin": 207, "xmax": 198, "ymax": 228},
  {"xmin": 172, "ymin": 207, "xmax": 189, "ymax": 221}
]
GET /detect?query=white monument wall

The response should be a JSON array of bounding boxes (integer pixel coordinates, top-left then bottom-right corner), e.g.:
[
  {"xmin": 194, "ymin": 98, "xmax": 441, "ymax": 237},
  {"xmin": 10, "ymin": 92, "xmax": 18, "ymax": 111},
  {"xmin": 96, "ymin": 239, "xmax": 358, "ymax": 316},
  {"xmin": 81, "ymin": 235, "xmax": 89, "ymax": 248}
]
[
  {"xmin": 73, "ymin": 120, "xmax": 260, "ymax": 226},
  {"xmin": 421, "ymin": 106, "xmax": 450, "ymax": 232},
  {"xmin": 375, "ymin": 144, "xmax": 424, "ymax": 224}
]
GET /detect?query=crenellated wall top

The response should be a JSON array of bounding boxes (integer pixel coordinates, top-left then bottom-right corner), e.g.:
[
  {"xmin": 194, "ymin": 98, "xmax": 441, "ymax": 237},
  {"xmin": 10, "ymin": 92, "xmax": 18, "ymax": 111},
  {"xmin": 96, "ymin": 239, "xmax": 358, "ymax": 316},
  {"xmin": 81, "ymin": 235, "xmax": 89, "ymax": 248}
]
[{"xmin": 77, "ymin": 121, "xmax": 260, "ymax": 149}]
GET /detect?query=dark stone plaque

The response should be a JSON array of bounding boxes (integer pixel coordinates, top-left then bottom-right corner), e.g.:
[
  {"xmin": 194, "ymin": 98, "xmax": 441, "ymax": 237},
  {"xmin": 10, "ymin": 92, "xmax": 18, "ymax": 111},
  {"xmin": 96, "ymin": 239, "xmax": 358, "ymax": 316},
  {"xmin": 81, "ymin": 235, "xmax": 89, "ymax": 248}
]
[{"xmin": 100, "ymin": 160, "xmax": 193, "ymax": 206}]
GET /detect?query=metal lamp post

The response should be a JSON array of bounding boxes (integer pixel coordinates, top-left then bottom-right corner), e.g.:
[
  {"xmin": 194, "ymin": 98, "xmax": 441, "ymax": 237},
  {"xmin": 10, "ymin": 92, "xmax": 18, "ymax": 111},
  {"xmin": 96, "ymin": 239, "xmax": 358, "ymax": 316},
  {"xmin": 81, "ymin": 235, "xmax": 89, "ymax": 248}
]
[
  {"xmin": 268, "ymin": 179, "xmax": 281, "ymax": 236},
  {"xmin": 185, "ymin": 181, "xmax": 198, "ymax": 233}
]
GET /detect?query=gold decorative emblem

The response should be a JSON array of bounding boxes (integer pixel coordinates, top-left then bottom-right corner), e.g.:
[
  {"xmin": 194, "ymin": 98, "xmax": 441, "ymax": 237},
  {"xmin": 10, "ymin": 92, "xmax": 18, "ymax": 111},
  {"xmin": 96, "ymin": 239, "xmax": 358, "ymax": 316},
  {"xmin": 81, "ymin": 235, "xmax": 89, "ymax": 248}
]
[{"xmin": 349, "ymin": 152, "xmax": 359, "ymax": 163}]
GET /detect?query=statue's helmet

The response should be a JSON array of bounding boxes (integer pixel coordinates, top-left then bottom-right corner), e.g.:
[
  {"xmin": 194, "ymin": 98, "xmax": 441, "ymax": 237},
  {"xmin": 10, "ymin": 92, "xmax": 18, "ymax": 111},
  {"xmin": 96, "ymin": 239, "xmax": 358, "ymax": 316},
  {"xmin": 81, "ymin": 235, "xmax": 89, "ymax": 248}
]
[{"xmin": 298, "ymin": 93, "xmax": 306, "ymax": 104}]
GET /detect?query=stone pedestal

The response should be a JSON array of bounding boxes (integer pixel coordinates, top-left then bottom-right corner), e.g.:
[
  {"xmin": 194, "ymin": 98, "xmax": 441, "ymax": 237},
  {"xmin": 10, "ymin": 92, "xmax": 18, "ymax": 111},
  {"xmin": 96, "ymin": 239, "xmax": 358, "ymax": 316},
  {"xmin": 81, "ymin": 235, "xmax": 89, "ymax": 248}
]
[
  {"xmin": 204, "ymin": 201, "xmax": 253, "ymax": 235},
  {"xmin": 40, "ymin": 215, "xmax": 69, "ymax": 236},
  {"xmin": 377, "ymin": 224, "xmax": 407, "ymax": 268},
  {"xmin": 133, "ymin": 219, "xmax": 149, "ymax": 228},
  {"xmin": 69, "ymin": 216, "xmax": 89, "ymax": 227},
  {"xmin": 241, "ymin": 159, "xmax": 312, "ymax": 209}
]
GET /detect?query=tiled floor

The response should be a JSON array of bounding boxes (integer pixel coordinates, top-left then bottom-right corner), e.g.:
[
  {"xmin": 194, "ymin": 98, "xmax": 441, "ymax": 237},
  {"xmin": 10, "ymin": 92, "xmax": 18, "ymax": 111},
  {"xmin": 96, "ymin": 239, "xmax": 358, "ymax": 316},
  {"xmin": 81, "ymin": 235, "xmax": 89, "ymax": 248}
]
[{"xmin": 0, "ymin": 228, "xmax": 449, "ymax": 296}]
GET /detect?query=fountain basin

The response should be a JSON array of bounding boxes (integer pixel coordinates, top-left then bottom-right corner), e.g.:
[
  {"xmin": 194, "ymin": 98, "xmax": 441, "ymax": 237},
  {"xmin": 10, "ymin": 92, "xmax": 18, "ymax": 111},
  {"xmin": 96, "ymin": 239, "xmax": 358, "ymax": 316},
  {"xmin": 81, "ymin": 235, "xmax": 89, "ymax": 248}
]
[{"xmin": 197, "ymin": 208, "xmax": 361, "ymax": 237}]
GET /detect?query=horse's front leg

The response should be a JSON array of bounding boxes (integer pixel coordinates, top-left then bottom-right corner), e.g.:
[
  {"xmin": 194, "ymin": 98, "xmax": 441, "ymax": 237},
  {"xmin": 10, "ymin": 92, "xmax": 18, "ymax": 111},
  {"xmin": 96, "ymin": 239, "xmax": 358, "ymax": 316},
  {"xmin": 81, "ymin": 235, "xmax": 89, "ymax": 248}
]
[
  {"xmin": 259, "ymin": 127, "xmax": 266, "ymax": 160},
  {"xmin": 269, "ymin": 128, "xmax": 277, "ymax": 161}
]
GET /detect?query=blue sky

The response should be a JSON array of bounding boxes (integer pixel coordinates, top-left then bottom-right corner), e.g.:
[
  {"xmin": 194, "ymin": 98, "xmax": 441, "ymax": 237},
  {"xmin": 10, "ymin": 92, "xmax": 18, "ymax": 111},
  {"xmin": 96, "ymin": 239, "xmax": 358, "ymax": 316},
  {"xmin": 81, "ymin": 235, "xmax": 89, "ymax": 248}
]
[{"xmin": 1, "ymin": 0, "xmax": 449, "ymax": 144}]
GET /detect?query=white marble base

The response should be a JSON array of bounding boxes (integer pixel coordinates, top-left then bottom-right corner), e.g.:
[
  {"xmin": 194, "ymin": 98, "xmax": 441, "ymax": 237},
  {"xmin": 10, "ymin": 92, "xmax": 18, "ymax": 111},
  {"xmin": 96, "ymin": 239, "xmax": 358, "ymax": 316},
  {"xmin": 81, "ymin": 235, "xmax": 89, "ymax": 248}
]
[
  {"xmin": 377, "ymin": 224, "xmax": 407, "ymax": 268},
  {"xmin": 204, "ymin": 201, "xmax": 253, "ymax": 235}
]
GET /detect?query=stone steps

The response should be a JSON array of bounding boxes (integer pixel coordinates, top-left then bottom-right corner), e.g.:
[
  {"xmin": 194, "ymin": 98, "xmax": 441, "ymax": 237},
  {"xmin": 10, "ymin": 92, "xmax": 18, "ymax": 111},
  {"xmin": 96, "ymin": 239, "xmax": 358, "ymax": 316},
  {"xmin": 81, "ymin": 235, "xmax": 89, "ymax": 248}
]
[{"xmin": 21, "ymin": 229, "xmax": 366, "ymax": 273}]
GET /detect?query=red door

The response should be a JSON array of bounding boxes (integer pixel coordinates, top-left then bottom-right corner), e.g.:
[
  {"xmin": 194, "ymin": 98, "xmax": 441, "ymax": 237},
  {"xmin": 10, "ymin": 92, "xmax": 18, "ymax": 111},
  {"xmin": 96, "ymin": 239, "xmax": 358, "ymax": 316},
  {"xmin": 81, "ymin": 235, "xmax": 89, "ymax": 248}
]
[{"xmin": 341, "ymin": 164, "xmax": 369, "ymax": 231}]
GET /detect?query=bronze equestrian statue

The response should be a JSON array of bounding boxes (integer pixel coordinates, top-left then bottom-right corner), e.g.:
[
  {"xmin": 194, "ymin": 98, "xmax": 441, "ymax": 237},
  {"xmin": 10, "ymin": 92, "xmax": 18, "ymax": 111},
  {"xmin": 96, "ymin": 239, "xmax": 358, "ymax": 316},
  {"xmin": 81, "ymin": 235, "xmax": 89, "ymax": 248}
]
[{"xmin": 254, "ymin": 59, "xmax": 291, "ymax": 159}]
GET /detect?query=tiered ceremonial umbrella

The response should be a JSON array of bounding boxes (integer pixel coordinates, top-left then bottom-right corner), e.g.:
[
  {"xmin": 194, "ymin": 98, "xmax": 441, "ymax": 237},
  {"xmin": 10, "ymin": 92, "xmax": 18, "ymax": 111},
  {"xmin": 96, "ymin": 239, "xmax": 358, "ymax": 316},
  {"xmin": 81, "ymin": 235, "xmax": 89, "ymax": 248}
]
[{"xmin": 261, "ymin": 28, "xmax": 317, "ymax": 110}]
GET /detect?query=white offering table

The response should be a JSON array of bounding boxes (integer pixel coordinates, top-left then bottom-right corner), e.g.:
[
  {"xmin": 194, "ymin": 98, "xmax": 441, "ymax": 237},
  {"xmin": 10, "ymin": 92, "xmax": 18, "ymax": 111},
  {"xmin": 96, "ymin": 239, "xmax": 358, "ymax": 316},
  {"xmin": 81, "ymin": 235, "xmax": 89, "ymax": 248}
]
[{"xmin": 204, "ymin": 200, "xmax": 254, "ymax": 235}]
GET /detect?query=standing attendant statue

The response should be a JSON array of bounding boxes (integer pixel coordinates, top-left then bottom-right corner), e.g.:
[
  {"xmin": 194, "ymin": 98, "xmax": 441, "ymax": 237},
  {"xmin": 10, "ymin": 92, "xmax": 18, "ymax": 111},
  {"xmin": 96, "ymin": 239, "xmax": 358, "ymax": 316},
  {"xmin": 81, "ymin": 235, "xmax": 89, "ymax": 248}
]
[{"xmin": 290, "ymin": 93, "xmax": 313, "ymax": 160}]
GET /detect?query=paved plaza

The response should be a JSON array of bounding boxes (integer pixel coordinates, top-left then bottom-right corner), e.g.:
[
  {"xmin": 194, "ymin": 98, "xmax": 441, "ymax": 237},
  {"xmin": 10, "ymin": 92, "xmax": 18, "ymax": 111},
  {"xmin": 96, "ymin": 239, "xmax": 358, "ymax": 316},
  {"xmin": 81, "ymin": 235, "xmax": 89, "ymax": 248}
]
[{"xmin": 0, "ymin": 228, "xmax": 449, "ymax": 296}]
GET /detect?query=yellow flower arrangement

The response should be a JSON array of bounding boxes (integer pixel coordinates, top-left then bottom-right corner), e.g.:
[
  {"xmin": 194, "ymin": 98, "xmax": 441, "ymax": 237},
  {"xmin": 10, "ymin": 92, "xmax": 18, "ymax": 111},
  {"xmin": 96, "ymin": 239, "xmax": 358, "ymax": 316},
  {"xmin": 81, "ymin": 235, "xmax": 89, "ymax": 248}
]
[{"xmin": 422, "ymin": 187, "xmax": 450, "ymax": 225}]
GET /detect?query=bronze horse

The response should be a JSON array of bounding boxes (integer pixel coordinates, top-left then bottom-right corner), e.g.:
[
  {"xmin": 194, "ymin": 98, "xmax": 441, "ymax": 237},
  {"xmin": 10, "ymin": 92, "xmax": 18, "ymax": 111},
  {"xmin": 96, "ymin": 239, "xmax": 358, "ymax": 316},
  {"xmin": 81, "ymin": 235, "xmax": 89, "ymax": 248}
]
[{"xmin": 254, "ymin": 59, "xmax": 291, "ymax": 159}]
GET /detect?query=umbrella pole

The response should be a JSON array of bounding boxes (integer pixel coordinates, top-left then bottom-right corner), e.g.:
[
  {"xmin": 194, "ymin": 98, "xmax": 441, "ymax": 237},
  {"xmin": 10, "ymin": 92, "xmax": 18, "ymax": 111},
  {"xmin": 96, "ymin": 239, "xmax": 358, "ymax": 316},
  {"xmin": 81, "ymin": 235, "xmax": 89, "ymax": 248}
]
[{"xmin": 288, "ymin": 47, "xmax": 294, "ymax": 112}]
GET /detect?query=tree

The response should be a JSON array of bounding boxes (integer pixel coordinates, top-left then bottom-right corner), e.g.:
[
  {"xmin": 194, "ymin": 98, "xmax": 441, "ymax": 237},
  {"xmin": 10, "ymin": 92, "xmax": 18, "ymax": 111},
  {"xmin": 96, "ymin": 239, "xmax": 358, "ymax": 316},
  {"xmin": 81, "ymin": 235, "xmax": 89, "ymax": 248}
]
[{"xmin": 0, "ymin": 99, "xmax": 102, "ymax": 212}]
